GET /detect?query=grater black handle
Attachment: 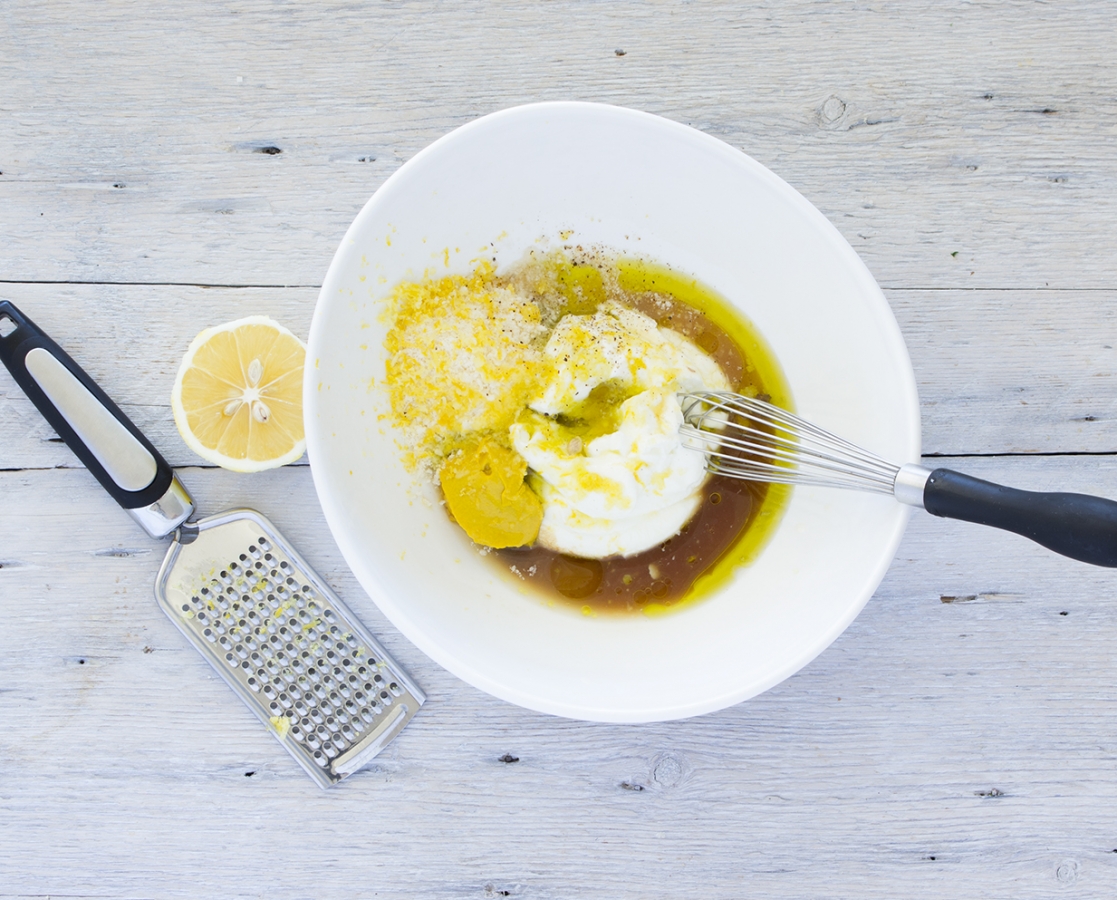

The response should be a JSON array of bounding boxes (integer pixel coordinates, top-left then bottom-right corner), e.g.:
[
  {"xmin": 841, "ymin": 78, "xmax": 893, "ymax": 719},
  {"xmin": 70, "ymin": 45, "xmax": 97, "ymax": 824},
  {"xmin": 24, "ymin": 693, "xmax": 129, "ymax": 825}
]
[{"xmin": 0, "ymin": 300, "xmax": 180, "ymax": 514}]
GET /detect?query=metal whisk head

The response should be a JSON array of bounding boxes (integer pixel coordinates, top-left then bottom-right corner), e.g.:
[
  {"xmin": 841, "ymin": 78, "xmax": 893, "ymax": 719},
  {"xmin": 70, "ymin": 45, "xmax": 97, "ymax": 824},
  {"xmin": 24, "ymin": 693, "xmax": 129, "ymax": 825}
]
[{"xmin": 678, "ymin": 391, "xmax": 901, "ymax": 495}]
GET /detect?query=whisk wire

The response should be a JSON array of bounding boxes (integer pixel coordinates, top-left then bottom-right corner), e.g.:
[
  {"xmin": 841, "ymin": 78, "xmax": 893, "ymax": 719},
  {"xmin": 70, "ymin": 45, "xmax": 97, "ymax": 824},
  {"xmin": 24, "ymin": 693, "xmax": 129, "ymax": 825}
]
[
  {"xmin": 678, "ymin": 391, "xmax": 899, "ymax": 495},
  {"xmin": 679, "ymin": 393, "xmax": 1117, "ymax": 570}
]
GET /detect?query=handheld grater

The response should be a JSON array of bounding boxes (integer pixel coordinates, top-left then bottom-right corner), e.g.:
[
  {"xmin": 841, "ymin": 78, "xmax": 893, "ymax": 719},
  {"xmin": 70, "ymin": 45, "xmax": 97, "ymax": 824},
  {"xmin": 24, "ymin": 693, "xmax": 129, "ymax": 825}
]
[{"xmin": 0, "ymin": 300, "xmax": 424, "ymax": 787}]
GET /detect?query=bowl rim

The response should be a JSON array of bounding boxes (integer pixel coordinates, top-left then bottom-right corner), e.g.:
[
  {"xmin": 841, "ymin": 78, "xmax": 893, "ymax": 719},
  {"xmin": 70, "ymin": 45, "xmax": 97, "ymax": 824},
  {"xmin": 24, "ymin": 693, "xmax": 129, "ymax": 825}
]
[{"xmin": 305, "ymin": 101, "xmax": 921, "ymax": 721}]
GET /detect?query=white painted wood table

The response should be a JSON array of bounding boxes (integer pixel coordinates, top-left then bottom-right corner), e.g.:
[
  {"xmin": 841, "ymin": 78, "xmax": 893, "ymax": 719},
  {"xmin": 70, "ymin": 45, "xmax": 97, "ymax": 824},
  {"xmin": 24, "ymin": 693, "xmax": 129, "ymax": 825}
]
[{"xmin": 3, "ymin": 2, "xmax": 1117, "ymax": 896}]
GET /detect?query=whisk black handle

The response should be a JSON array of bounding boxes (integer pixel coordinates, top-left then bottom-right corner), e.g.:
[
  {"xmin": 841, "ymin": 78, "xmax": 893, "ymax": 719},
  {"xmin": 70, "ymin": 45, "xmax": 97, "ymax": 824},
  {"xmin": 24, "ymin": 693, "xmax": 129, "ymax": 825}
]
[{"xmin": 923, "ymin": 468, "xmax": 1117, "ymax": 567}]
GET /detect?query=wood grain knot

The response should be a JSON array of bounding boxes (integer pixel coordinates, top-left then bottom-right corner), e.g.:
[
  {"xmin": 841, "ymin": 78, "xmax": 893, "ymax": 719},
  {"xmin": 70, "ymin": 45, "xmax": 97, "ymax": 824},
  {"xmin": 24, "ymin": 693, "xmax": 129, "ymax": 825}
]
[
  {"xmin": 818, "ymin": 95, "xmax": 847, "ymax": 126},
  {"xmin": 1055, "ymin": 859, "xmax": 1079, "ymax": 884},
  {"xmin": 92, "ymin": 547, "xmax": 152, "ymax": 558},
  {"xmin": 652, "ymin": 753, "xmax": 683, "ymax": 787},
  {"xmin": 941, "ymin": 592, "xmax": 1021, "ymax": 604}
]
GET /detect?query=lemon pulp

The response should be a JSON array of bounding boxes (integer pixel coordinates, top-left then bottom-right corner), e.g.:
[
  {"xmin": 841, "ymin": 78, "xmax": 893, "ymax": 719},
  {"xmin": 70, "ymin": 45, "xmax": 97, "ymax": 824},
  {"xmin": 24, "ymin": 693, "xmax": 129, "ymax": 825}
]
[{"xmin": 172, "ymin": 316, "xmax": 306, "ymax": 472}]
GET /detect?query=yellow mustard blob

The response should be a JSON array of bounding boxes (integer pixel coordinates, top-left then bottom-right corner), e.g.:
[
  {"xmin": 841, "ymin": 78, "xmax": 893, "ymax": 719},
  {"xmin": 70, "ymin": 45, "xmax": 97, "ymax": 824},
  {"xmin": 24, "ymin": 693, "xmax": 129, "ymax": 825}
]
[{"xmin": 440, "ymin": 439, "xmax": 543, "ymax": 549}]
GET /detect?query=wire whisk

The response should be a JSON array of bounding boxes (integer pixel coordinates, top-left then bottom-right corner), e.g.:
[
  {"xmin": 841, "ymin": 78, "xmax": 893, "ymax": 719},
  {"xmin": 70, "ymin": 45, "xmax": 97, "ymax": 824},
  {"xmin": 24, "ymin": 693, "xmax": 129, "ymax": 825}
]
[
  {"xmin": 678, "ymin": 391, "xmax": 901, "ymax": 496},
  {"xmin": 677, "ymin": 389, "xmax": 1117, "ymax": 569}
]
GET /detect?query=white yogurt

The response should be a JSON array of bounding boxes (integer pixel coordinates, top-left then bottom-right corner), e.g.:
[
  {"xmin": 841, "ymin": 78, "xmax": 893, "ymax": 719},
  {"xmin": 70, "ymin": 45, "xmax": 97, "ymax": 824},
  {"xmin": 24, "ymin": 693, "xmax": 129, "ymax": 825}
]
[{"xmin": 510, "ymin": 302, "xmax": 729, "ymax": 558}]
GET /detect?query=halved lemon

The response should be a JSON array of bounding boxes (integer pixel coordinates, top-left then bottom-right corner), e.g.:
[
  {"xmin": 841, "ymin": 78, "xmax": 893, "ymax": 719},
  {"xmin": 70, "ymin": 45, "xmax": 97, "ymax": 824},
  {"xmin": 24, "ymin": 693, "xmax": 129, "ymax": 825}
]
[{"xmin": 172, "ymin": 316, "xmax": 306, "ymax": 472}]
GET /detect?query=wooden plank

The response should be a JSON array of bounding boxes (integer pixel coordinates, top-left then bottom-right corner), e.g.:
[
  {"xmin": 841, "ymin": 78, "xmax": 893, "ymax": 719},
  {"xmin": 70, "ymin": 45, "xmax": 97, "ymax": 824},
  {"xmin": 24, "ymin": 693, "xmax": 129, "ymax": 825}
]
[
  {"xmin": 2, "ymin": 0, "xmax": 1117, "ymax": 290},
  {"xmin": 890, "ymin": 288, "xmax": 1117, "ymax": 456},
  {"xmin": 3, "ymin": 284, "xmax": 1117, "ymax": 468},
  {"xmin": 3, "ymin": 459, "xmax": 1117, "ymax": 897}
]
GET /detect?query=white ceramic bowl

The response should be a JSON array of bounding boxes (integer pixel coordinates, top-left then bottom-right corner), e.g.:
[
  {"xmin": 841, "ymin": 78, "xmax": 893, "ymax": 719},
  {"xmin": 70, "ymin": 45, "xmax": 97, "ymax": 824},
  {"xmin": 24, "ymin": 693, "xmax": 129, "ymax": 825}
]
[{"xmin": 305, "ymin": 102, "xmax": 920, "ymax": 723}]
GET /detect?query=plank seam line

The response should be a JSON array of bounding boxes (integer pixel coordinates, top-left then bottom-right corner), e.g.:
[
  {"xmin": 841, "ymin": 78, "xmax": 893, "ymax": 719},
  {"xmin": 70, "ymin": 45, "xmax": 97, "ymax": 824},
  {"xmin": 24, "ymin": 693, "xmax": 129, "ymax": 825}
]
[
  {"xmin": 0, "ymin": 280, "xmax": 322, "ymax": 289},
  {"xmin": 924, "ymin": 451, "xmax": 1117, "ymax": 459},
  {"xmin": 881, "ymin": 286, "xmax": 1117, "ymax": 293},
  {"xmin": 3, "ymin": 281, "xmax": 1117, "ymax": 293},
  {"xmin": 3, "ymin": 454, "xmax": 1113, "ymax": 476},
  {"xmin": 1, "ymin": 463, "xmax": 311, "ymax": 472}
]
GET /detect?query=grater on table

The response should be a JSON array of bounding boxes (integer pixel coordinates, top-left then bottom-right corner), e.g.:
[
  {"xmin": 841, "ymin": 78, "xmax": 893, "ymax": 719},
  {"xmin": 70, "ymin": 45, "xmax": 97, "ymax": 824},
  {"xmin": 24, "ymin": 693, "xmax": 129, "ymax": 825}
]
[
  {"xmin": 156, "ymin": 509, "xmax": 423, "ymax": 787},
  {"xmin": 0, "ymin": 300, "xmax": 424, "ymax": 788}
]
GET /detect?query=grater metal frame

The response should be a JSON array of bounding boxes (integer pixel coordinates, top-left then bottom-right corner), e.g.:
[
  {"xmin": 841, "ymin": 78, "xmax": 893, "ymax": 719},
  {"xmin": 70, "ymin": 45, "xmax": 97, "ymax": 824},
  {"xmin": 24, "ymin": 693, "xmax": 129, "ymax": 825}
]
[{"xmin": 156, "ymin": 508, "xmax": 425, "ymax": 788}]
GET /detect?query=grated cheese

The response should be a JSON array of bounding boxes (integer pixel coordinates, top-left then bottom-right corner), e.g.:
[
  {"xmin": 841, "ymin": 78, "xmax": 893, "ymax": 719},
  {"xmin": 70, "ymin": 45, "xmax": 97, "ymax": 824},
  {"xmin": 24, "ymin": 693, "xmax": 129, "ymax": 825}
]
[{"xmin": 383, "ymin": 262, "xmax": 549, "ymax": 471}]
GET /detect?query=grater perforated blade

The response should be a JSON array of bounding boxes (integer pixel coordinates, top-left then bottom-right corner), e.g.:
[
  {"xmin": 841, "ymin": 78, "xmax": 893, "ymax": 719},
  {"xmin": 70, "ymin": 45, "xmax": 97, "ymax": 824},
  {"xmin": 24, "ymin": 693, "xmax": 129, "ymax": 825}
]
[
  {"xmin": 0, "ymin": 300, "xmax": 424, "ymax": 788},
  {"xmin": 157, "ymin": 510, "xmax": 424, "ymax": 788}
]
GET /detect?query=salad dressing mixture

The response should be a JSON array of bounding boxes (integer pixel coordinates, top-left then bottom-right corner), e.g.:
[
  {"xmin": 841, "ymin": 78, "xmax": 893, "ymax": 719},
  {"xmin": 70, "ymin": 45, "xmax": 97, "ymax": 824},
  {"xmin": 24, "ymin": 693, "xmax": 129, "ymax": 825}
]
[{"xmin": 382, "ymin": 247, "xmax": 790, "ymax": 614}]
